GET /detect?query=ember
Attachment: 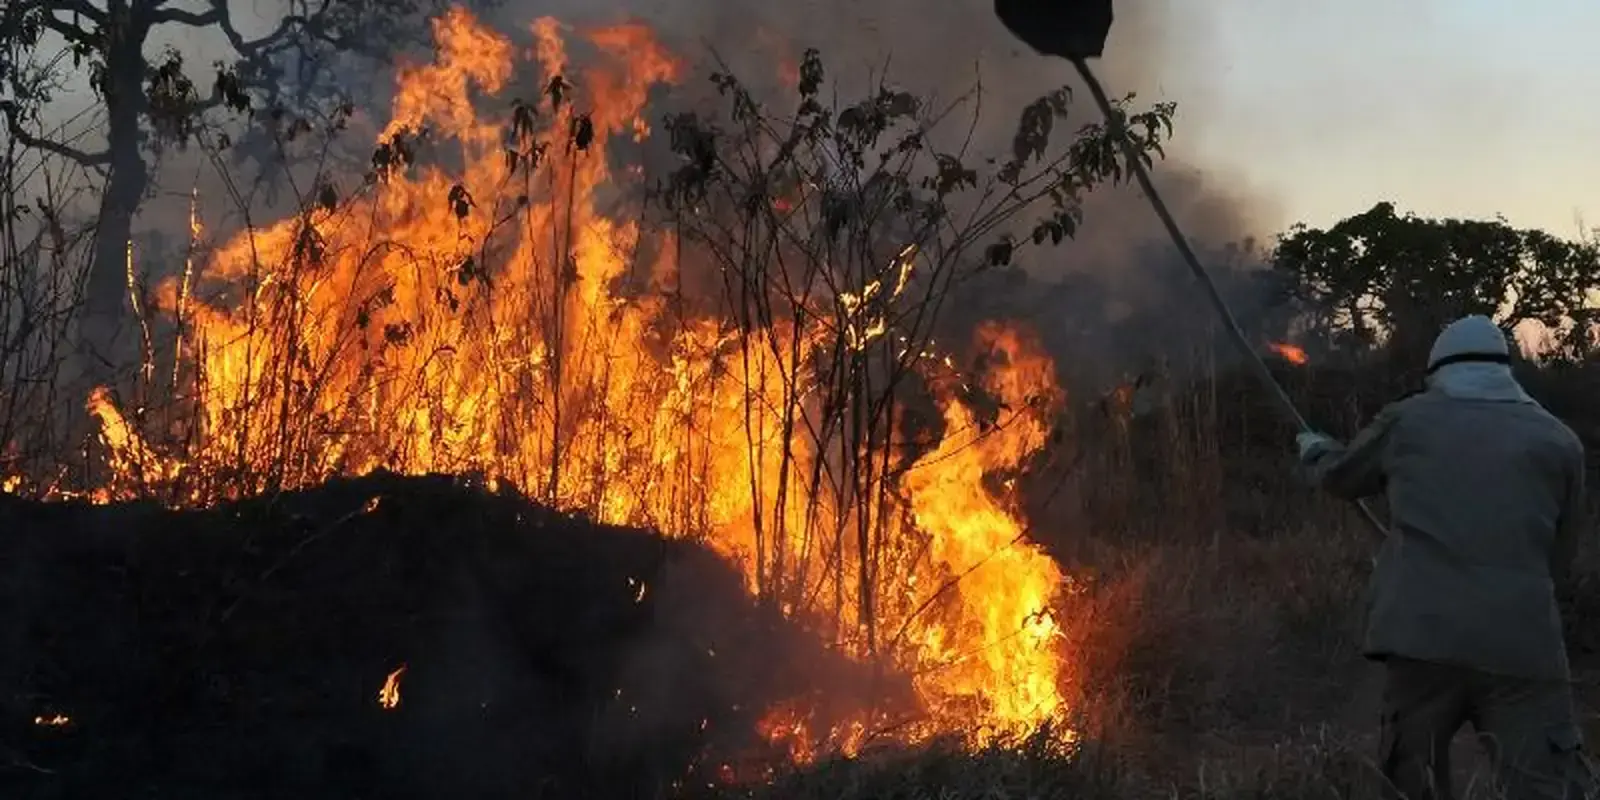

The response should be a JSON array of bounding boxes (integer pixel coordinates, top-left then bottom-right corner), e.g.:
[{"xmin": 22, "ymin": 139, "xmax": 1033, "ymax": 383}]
[
  {"xmin": 1270, "ymin": 342, "xmax": 1310, "ymax": 365},
  {"xmin": 378, "ymin": 665, "xmax": 406, "ymax": 710}
]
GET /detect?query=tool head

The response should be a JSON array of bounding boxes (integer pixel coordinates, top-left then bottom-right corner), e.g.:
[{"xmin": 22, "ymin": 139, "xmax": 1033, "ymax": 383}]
[{"xmin": 993, "ymin": 0, "xmax": 1114, "ymax": 60}]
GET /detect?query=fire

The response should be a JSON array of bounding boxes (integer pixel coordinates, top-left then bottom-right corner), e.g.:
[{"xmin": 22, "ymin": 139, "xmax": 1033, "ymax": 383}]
[
  {"xmin": 1270, "ymin": 342, "xmax": 1309, "ymax": 365},
  {"xmin": 379, "ymin": 665, "xmax": 406, "ymax": 710},
  {"xmin": 34, "ymin": 713, "xmax": 70, "ymax": 727},
  {"xmin": 902, "ymin": 322, "xmax": 1068, "ymax": 731},
  {"xmin": 81, "ymin": 8, "xmax": 1075, "ymax": 756}
]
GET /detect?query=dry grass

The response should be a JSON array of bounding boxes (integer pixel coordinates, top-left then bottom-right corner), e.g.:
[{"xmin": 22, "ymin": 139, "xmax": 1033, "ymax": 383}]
[
  {"xmin": 697, "ymin": 359, "xmax": 1600, "ymax": 800},
  {"xmin": 702, "ymin": 521, "xmax": 1586, "ymax": 799}
]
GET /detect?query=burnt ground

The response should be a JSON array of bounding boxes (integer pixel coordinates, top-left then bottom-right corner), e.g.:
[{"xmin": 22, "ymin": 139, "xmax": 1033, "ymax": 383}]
[{"xmin": 0, "ymin": 472, "xmax": 883, "ymax": 799}]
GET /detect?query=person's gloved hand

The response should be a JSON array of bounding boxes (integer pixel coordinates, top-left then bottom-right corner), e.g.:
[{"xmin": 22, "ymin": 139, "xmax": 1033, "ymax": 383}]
[{"xmin": 1295, "ymin": 431, "xmax": 1336, "ymax": 461}]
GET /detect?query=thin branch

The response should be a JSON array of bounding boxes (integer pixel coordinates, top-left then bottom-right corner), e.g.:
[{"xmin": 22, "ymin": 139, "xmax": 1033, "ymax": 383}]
[
  {"xmin": 49, "ymin": 0, "xmax": 104, "ymax": 21},
  {"xmin": 11, "ymin": 0, "xmax": 107, "ymax": 24},
  {"xmin": 0, "ymin": 101, "xmax": 111, "ymax": 166},
  {"xmin": 147, "ymin": 6, "xmax": 219, "ymax": 27}
]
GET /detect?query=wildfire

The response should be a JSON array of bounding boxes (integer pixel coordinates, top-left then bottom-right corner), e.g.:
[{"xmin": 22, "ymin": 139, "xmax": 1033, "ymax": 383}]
[
  {"xmin": 81, "ymin": 7, "xmax": 1076, "ymax": 757},
  {"xmin": 1269, "ymin": 342, "xmax": 1309, "ymax": 365},
  {"xmin": 379, "ymin": 665, "xmax": 407, "ymax": 710},
  {"xmin": 902, "ymin": 322, "xmax": 1068, "ymax": 729},
  {"xmin": 34, "ymin": 713, "xmax": 70, "ymax": 727}
]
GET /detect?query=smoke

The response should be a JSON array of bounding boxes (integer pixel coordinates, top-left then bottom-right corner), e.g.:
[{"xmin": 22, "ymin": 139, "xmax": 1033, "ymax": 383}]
[
  {"xmin": 4, "ymin": 0, "xmax": 1294, "ymax": 396},
  {"xmin": 474, "ymin": 0, "xmax": 1290, "ymax": 391}
]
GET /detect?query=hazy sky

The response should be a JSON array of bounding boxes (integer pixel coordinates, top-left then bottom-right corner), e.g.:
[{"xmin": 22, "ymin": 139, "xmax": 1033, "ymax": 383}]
[
  {"xmin": 1141, "ymin": 0, "xmax": 1598, "ymax": 238},
  {"xmin": 16, "ymin": 0, "xmax": 1594, "ymax": 242}
]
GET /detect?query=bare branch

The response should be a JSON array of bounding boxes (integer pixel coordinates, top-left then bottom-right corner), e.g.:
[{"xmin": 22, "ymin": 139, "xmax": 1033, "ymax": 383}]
[
  {"xmin": 0, "ymin": 101, "xmax": 111, "ymax": 166},
  {"xmin": 217, "ymin": 0, "xmax": 330, "ymax": 56},
  {"xmin": 37, "ymin": 14, "xmax": 96, "ymax": 44},
  {"xmin": 30, "ymin": 0, "xmax": 105, "ymax": 23},
  {"xmin": 148, "ymin": 7, "xmax": 219, "ymax": 27},
  {"xmin": 51, "ymin": 0, "xmax": 104, "ymax": 20},
  {"xmin": 151, "ymin": 0, "xmax": 348, "ymax": 63}
]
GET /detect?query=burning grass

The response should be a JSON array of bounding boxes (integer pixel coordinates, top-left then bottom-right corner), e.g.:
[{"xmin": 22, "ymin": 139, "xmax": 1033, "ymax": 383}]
[
  {"xmin": 4, "ymin": 2, "xmax": 1598, "ymax": 797},
  {"xmin": 1, "ymin": 3, "xmax": 1178, "ymax": 762}
]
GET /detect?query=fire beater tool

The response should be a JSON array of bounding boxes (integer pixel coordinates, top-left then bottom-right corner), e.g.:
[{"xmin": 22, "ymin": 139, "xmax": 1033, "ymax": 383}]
[{"xmin": 992, "ymin": 0, "xmax": 1388, "ymax": 538}]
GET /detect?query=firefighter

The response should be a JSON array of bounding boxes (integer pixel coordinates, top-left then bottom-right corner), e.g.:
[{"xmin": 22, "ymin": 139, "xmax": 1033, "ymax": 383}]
[{"xmin": 1297, "ymin": 314, "xmax": 1593, "ymax": 800}]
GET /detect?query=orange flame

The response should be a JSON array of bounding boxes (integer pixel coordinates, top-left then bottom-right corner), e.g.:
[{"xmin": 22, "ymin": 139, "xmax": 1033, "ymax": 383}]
[
  {"xmin": 1270, "ymin": 342, "xmax": 1309, "ymax": 365},
  {"xmin": 379, "ymin": 665, "xmax": 406, "ymax": 710},
  {"xmin": 85, "ymin": 8, "xmax": 1075, "ymax": 756},
  {"xmin": 902, "ymin": 323, "xmax": 1068, "ymax": 730}
]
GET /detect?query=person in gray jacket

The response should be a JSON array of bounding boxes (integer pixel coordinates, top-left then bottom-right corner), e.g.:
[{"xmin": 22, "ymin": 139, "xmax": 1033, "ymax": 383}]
[{"xmin": 1297, "ymin": 314, "xmax": 1593, "ymax": 800}]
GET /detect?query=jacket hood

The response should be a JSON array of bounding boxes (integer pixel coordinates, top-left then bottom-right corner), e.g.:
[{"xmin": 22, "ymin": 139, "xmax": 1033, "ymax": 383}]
[
  {"xmin": 1427, "ymin": 315, "xmax": 1510, "ymax": 372},
  {"xmin": 1424, "ymin": 316, "xmax": 1534, "ymax": 403}
]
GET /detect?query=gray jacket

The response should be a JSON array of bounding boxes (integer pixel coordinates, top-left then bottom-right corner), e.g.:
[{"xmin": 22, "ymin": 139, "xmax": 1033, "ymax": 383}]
[{"xmin": 1306, "ymin": 377, "xmax": 1589, "ymax": 681}]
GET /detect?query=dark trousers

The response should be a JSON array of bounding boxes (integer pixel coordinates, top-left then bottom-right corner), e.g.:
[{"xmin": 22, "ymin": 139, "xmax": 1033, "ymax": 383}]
[{"xmin": 1381, "ymin": 657, "xmax": 1593, "ymax": 800}]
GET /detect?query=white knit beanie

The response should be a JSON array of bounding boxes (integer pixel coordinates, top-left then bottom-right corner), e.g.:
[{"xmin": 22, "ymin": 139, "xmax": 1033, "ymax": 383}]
[{"xmin": 1426, "ymin": 315, "xmax": 1510, "ymax": 372}]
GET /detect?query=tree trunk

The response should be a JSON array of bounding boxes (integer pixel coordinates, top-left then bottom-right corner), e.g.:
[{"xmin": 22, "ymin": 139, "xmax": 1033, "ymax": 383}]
[
  {"xmin": 78, "ymin": 2, "xmax": 150, "ymax": 378},
  {"xmin": 1382, "ymin": 283, "xmax": 1450, "ymax": 390}
]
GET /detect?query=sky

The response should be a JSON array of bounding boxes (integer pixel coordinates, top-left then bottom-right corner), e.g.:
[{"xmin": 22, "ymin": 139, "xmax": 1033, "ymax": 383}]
[
  {"xmin": 11, "ymin": 0, "xmax": 1595, "ymax": 243},
  {"xmin": 1143, "ymin": 0, "xmax": 1600, "ymax": 239}
]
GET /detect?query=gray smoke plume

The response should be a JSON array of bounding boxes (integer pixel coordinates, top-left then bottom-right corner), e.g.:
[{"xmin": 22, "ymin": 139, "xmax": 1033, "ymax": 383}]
[
  {"xmin": 108, "ymin": 0, "xmax": 1289, "ymax": 394},
  {"xmin": 472, "ymin": 0, "xmax": 1287, "ymax": 390}
]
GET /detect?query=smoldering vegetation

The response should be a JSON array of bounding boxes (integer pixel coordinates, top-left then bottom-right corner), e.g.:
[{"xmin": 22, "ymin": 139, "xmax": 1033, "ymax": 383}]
[{"xmin": 0, "ymin": 472, "xmax": 894, "ymax": 799}]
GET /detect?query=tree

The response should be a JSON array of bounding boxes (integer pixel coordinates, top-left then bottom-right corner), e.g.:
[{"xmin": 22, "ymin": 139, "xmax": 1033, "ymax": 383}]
[
  {"xmin": 1272, "ymin": 201, "xmax": 1600, "ymax": 363},
  {"xmin": 0, "ymin": 0, "xmax": 450, "ymax": 365}
]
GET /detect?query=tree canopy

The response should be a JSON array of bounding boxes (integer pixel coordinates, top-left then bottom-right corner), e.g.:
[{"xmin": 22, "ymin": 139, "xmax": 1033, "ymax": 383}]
[{"xmin": 1272, "ymin": 201, "xmax": 1600, "ymax": 362}]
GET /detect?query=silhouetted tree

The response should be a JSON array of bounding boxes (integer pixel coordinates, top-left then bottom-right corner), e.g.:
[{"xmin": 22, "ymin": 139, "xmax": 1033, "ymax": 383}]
[
  {"xmin": 1273, "ymin": 202, "xmax": 1600, "ymax": 364},
  {"xmin": 0, "ymin": 0, "xmax": 456, "ymax": 366}
]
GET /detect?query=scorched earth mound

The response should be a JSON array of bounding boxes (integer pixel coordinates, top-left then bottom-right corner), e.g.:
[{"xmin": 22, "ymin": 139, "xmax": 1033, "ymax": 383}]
[{"xmin": 0, "ymin": 472, "xmax": 875, "ymax": 799}]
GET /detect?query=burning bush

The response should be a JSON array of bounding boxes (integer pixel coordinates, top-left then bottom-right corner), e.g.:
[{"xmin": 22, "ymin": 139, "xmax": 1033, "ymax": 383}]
[{"xmin": 7, "ymin": 3, "xmax": 1178, "ymax": 764}]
